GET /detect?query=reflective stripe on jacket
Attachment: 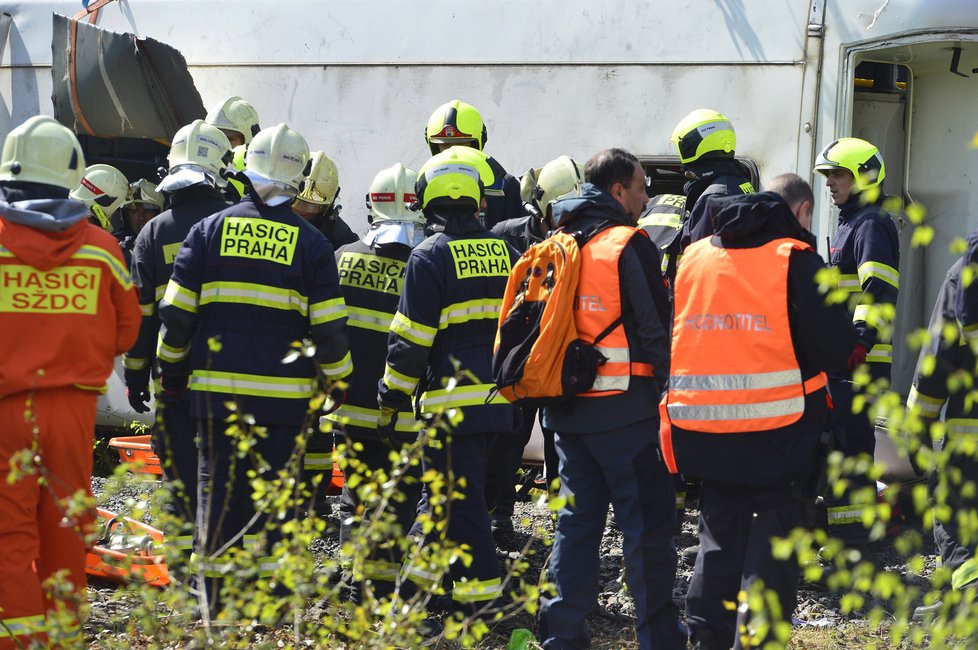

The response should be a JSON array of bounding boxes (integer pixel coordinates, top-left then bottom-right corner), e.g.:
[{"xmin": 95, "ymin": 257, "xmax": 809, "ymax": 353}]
[
  {"xmin": 667, "ymin": 237, "xmax": 826, "ymax": 433},
  {"xmin": 576, "ymin": 225, "xmax": 654, "ymax": 397}
]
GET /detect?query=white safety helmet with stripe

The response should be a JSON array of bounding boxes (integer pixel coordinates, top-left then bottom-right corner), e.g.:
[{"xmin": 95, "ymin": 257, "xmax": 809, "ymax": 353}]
[
  {"xmin": 70, "ymin": 163, "xmax": 130, "ymax": 230},
  {"xmin": 245, "ymin": 123, "xmax": 310, "ymax": 192},
  {"xmin": 205, "ymin": 95, "xmax": 260, "ymax": 146},
  {"xmin": 366, "ymin": 163, "xmax": 421, "ymax": 225},
  {"xmin": 0, "ymin": 116, "xmax": 86, "ymax": 190}
]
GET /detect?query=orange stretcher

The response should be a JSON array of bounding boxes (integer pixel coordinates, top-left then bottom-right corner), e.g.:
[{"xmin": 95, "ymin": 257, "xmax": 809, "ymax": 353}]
[
  {"xmin": 85, "ymin": 507, "xmax": 169, "ymax": 587},
  {"xmin": 108, "ymin": 434, "xmax": 162, "ymax": 475}
]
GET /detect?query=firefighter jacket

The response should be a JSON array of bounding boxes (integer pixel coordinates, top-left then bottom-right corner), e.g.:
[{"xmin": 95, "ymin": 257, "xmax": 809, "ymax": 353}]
[
  {"xmin": 378, "ymin": 206, "xmax": 517, "ymax": 435},
  {"xmin": 542, "ymin": 183, "xmax": 671, "ymax": 435},
  {"xmin": 327, "ymin": 238, "xmax": 419, "ymax": 440},
  {"xmin": 829, "ymin": 194, "xmax": 900, "ymax": 376},
  {"xmin": 124, "ymin": 185, "xmax": 230, "ymax": 389},
  {"xmin": 663, "ymin": 192, "xmax": 856, "ymax": 487},
  {"xmin": 490, "ymin": 212, "xmax": 546, "ymax": 254},
  {"xmin": 311, "ymin": 208, "xmax": 358, "ymax": 249},
  {"xmin": 0, "ymin": 195, "xmax": 140, "ymax": 397},
  {"xmin": 907, "ymin": 231, "xmax": 978, "ymax": 446},
  {"xmin": 157, "ymin": 195, "xmax": 351, "ymax": 426},
  {"xmin": 484, "ymin": 155, "xmax": 524, "ymax": 230},
  {"xmin": 638, "ymin": 193, "xmax": 687, "ymax": 281},
  {"xmin": 680, "ymin": 158, "xmax": 755, "ymax": 249}
]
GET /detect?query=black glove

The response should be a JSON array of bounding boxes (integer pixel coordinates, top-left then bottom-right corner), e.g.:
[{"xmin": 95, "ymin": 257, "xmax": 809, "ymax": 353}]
[
  {"xmin": 159, "ymin": 374, "xmax": 189, "ymax": 403},
  {"xmin": 126, "ymin": 386, "xmax": 152, "ymax": 413}
]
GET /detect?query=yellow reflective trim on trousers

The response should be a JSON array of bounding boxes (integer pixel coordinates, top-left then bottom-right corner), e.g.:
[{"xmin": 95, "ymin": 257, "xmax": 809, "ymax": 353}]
[
  {"xmin": 865, "ymin": 344, "xmax": 892, "ymax": 364},
  {"xmin": 174, "ymin": 534, "xmax": 194, "ymax": 550},
  {"xmin": 123, "ymin": 355, "xmax": 149, "ymax": 370},
  {"xmin": 190, "ymin": 370, "xmax": 315, "ymax": 398},
  {"xmin": 402, "ymin": 564, "xmax": 441, "ymax": 588},
  {"xmin": 0, "ymin": 614, "xmax": 46, "ymax": 638},
  {"xmin": 858, "ymin": 260, "xmax": 900, "ymax": 290},
  {"xmin": 75, "ymin": 244, "xmax": 133, "ymax": 290},
  {"xmin": 304, "ymin": 452, "xmax": 331, "ymax": 471},
  {"xmin": 162, "ymin": 279, "xmax": 199, "ymax": 313},
  {"xmin": 200, "ymin": 281, "xmax": 308, "ymax": 314},
  {"xmin": 310, "ymin": 296, "xmax": 348, "ymax": 325},
  {"xmin": 452, "ymin": 576, "xmax": 503, "ymax": 603},
  {"xmin": 363, "ymin": 559, "xmax": 400, "ymax": 582},
  {"xmin": 438, "ymin": 298, "xmax": 502, "ymax": 329},
  {"xmin": 852, "ymin": 304, "xmax": 891, "ymax": 330},
  {"xmin": 321, "ymin": 351, "xmax": 353, "ymax": 380},
  {"xmin": 383, "ymin": 364, "xmax": 420, "ymax": 395},
  {"xmin": 947, "ymin": 418, "xmax": 978, "ymax": 437},
  {"xmin": 155, "ymin": 283, "xmax": 167, "ymax": 302},
  {"xmin": 837, "ymin": 274, "xmax": 861, "ymax": 292},
  {"xmin": 346, "ymin": 305, "xmax": 394, "ymax": 332},
  {"xmin": 326, "ymin": 403, "xmax": 423, "ymax": 432},
  {"xmin": 420, "ymin": 383, "xmax": 509, "ymax": 410},
  {"xmin": 907, "ymin": 386, "xmax": 944, "ymax": 418},
  {"xmin": 157, "ymin": 336, "xmax": 190, "ymax": 363},
  {"xmin": 952, "ymin": 557, "xmax": 978, "ymax": 590},
  {"xmin": 140, "ymin": 301, "xmax": 155, "ymax": 316},
  {"xmin": 391, "ymin": 311, "xmax": 437, "ymax": 347},
  {"xmin": 963, "ymin": 321, "xmax": 978, "ymax": 342},
  {"xmin": 827, "ymin": 505, "xmax": 864, "ymax": 525}
]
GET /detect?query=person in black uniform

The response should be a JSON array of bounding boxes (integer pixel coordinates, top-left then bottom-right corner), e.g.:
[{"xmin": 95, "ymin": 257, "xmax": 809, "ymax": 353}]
[
  {"xmin": 669, "ymin": 109, "xmax": 754, "ymax": 250},
  {"xmin": 123, "ymin": 120, "xmax": 232, "ymax": 559},
  {"xmin": 325, "ymin": 163, "xmax": 425, "ymax": 596},
  {"xmin": 377, "ymin": 146, "xmax": 517, "ymax": 613},
  {"xmin": 292, "ymin": 151, "xmax": 358, "ymax": 249}
]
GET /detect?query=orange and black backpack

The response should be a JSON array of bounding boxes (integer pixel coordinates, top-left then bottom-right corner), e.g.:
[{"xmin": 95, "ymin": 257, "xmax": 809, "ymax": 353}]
[{"xmin": 492, "ymin": 227, "xmax": 620, "ymax": 407}]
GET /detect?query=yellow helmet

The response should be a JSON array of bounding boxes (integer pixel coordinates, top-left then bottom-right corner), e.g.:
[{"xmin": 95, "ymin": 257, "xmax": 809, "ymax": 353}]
[
  {"xmin": 367, "ymin": 163, "xmax": 420, "ymax": 224},
  {"xmin": 297, "ymin": 151, "xmax": 340, "ymax": 206},
  {"xmin": 415, "ymin": 146, "xmax": 492, "ymax": 209},
  {"xmin": 70, "ymin": 164, "xmax": 129, "ymax": 229},
  {"xmin": 168, "ymin": 119, "xmax": 232, "ymax": 183},
  {"xmin": 0, "ymin": 116, "xmax": 85, "ymax": 190},
  {"xmin": 127, "ymin": 178, "xmax": 164, "ymax": 211},
  {"xmin": 205, "ymin": 96, "xmax": 260, "ymax": 145},
  {"xmin": 813, "ymin": 137, "xmax": 886, "ymax": 192},
  {"xmin": 425, "ymin": 99, "xmax": 487, "ymax": 154},
  {"xmin": 246, "ymin": 123, "xmax": 310, "ymax": 190},
  {"xmin": 533, "ymin": 156, "xmax": 585, "ymax": 217},
  {"xmin": 670, "ymin": 108, "xmax": 736, "ymax": 164}
]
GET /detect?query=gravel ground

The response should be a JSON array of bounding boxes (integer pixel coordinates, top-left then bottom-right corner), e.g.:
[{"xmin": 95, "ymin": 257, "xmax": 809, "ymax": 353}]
[{"xmin": 86, "ymin": 473, "xmax": 937, "ymax": 648}]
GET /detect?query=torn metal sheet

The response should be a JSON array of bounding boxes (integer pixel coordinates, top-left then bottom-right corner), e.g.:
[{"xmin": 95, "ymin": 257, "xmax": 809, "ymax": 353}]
[{"xmin": 51, "ymin": 13, "xmax": 204, "ymax": 142}]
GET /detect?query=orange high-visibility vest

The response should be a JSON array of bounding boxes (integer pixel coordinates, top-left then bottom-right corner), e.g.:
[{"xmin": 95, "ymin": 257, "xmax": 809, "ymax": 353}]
[
  {"xmin": 666, "ymin": 237, "xmax": 826, "ymax": 433},
  {"xmin": 575, "ymin": 225, "xmax": 654, "ymax": 397}
]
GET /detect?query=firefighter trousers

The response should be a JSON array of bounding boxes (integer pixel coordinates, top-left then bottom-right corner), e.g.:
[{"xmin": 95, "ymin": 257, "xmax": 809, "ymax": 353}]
[
  {"xmin": 194, "ymin": 419, "xmax": 300, "ymax": 620},
  {"xmin": 825, "ymin": 376, "xmax": 877, "ymax": 543},
  {"xmin": 151, "ymin": 394, "xmax": 198, "ymax": 558},
  {"xmin": 539, "ymin": 420, "xmax": 683, "ymax": 650},
  {"xmin": 685, "ymin": 481, "xmax": 811, "ymax": 650},
  {"xmin": 0, "ymin": 388, "xmax": 96, "ymax": 649},
  {"xmin": 404, "ymin": 432, "xmax": 502, "ymax": 611},
  {"xmin": 931, "ymin": 429, "xmax": 978, "ymax": 589}
]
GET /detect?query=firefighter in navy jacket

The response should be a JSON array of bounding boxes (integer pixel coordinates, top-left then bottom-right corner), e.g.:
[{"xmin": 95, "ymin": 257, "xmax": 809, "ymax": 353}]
[
  {"xmin": 814, "ymin": 137, "xmax": 900, "ymax": 543},
  {"xmin": 663, "ymin": 190, "xmax": 855, "ymax": 649},
  {"xmin": 123, "ymin": 120, "xmax": 232, "ymax": 557},
  {"xmin": 157, "ymin": 124, "xmax": 351, "ymax": 618},
  {"xmin": 377, "ymin": 146, "xmax": 516, "ymax": 611},
  {"xmin": 327, "ymin": 163, "xmax": 424, "ymax": 595},
  {"xmin": 907, "ymin": 229, "xmax": 978, "ymax": 596}
]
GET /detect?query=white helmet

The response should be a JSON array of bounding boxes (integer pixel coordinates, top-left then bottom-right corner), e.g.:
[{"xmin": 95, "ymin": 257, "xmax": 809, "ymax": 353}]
[
  {"xmin": 519, "ymin": 166, "xmax": 541, "ymax": 204},
  {"xmin": 127, "ymin": 178, "xmax": 164, "ymax": 211},
  {"xmin": 168, "ymin": 119, "xmax": 232, "ymax": 182},
  {"xmin": 205, "ymin": 96, "xmax": 260, "ymax": 145},
  {"xmin": 70, "ymin": 164, "xmax": 130, "ymax": 229},
  {"xmin": 367, "ymin": 163, "xmax": 421, "ymax": 224},
  {"xmin": 0, "ymin": 116, "xmax": 86, "ymax": 190},
  {"xmin": 296, "ymin": 151, "xmax": 340, "ymax": 206},
  {"xmin": 533, "ymin": 155, "xmax": 585, "ymax": 218},
  {"xmin": 246, "ymin": 124, "xmax": 309, "ymax": 190}
]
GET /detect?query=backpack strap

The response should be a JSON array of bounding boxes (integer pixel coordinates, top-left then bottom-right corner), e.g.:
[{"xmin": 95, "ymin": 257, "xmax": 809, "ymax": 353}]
[{"xmin": 592, "ymin": 315, "xmax": 623, "ymax": 345}]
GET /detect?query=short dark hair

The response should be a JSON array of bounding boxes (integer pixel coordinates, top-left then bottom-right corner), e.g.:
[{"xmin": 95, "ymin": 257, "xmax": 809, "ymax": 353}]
[
  {"xmin": 585, "ymin": 148, "xmax": 640, "ymax": 194},
  {"xmin": 768, "ymin": 173, "xmax": 813, "ymax": 208}
]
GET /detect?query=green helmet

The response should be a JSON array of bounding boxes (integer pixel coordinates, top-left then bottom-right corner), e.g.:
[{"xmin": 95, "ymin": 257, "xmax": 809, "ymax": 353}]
[
  {"xmin": 425, "ymin": 99, "xmax": 487, "ymax": 154},
  {"xmin": 415, "ymin": 146, "xmax": 493, "ymax": 209},
  {"xmin": 670, "ymin": 109, "xmax": 736, "ymax": 164},
  {"xmin": 813, "ymin": 137, "xmax": 886, "ymax": 192}
]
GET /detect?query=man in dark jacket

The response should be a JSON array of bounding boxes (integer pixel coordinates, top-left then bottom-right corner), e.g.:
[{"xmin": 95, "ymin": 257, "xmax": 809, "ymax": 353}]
[
  {"xmin": 663, "ymin": 190, "xmax": 857, "ymax": 649},
  {"xmin": 123, "ymin": 120, "xmax": 232, "ymax": 558},
  {"xmin": 669, "ymin": 109, "xmax": 755, "ymax": 250},
  {"xmin": 538, "ymin": 148, "xmax": 684, "ymax": 650},
  {"xmin": 292, "ymin": 151, "xmax": 358, "ymax": 249}
]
